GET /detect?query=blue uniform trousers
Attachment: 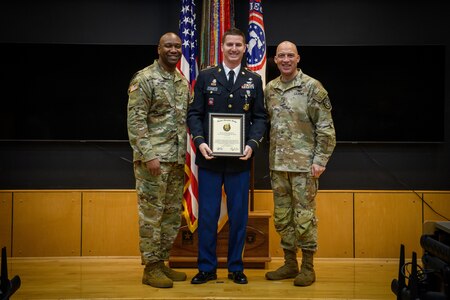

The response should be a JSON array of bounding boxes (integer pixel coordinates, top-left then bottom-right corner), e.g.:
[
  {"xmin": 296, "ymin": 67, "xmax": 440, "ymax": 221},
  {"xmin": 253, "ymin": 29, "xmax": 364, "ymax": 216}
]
[{"xmin": 197, "ymin": 167, "xmax": 250, "ymax": 272}]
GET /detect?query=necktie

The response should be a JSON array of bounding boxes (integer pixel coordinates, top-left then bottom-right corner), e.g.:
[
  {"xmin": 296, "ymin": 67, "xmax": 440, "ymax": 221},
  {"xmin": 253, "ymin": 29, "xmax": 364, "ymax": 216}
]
[{"xmin": 227, "ymin": 70, "xmax": 235, "ymax": 90}]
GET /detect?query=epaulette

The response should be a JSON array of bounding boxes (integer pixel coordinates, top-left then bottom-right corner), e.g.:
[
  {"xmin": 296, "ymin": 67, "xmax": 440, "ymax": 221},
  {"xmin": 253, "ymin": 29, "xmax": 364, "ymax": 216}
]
[
  {"xmin": 244, "ymin": 67, "xmax": 261, "ymax": 77},
  {"xmin": 203, "ymin": 64, "xmax": 218, "ymax": 70}
]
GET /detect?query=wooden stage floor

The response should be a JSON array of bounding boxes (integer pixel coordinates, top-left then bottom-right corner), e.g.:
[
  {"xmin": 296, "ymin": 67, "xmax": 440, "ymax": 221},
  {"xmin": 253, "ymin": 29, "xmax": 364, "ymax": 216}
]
[{"xmin": 6, "ymin": 257, "xmax": 399, "ymax": 299}]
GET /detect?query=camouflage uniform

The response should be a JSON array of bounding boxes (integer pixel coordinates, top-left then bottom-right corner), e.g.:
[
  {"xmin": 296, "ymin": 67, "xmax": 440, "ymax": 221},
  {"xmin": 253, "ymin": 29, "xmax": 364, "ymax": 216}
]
[
  {"xmin": 264, "ymin": 69, "xmax": 336, "ymax": 252},
  {"xmin": 127, "ymin": 59, "xmax": 190, "ymax": 264}
]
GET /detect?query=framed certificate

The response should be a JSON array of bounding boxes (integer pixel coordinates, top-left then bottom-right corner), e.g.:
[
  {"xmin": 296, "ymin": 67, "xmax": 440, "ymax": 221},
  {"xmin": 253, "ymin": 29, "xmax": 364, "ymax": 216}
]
[{"xmin": 208, "ymin": 113, "xmax": 245, "ymax": 157}]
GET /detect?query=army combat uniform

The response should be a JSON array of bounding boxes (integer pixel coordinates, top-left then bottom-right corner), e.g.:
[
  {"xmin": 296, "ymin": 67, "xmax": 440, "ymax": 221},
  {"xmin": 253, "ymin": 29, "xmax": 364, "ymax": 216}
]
[
  {"xmin": 127, "ymin": 59, "xmax": 190, "ymax": 265},
  {"xmin": 264, "ymin": 68, "xmax": 336, "ymax": 253}
]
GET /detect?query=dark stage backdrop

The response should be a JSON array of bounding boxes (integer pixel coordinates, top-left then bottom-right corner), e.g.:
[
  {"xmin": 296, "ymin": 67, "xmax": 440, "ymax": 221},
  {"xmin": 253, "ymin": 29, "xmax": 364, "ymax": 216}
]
[
  {"xmin": 0, "ymin": 0, "xmax": 449, "ymax": 191},
  {"xmin": 0, "ymin": 43, "xmax": 445, "ymax": 143}
]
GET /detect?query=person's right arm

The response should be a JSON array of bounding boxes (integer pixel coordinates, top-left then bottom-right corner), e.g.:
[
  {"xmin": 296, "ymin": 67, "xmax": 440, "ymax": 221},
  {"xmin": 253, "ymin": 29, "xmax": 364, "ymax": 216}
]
[
  {"xmin": 127, "ymin": 74, "xmax": 161, "ymax": 171},
  {"xmin": 186, "ymin": 72, "xmax": 214, "ymax": 160}
]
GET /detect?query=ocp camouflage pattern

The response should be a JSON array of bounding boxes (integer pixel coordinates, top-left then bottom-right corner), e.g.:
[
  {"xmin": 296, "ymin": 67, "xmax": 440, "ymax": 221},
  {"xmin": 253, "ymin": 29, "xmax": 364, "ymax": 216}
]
[
  {"xmin": 127, "ymin": 60, "xmax": 190, "ymax": 164},
  {"xmin": 264, "ymin": 69, "xmax": 336, "ymax": 172},
  {"xmin": 271, "ymin": 171, "xmax": 318, "ymax": 252},
  {"xmin": 134, "ymin": 161, "xmax": 184, "ymax": 263}
]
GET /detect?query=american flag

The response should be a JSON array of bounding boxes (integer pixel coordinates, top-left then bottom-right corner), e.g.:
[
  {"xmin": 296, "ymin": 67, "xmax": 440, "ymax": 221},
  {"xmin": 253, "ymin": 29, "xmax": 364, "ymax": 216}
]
[
  {"xmin": 179, "ymin": 0, "xmax": 199, "ymax": 90},
  {"xmin": 178, "ymin": 0, "xmax": 199, "ymax": 233},
  {"xmin": 246, "ymin": 0, "xmax": 266, "ymax": 87}
]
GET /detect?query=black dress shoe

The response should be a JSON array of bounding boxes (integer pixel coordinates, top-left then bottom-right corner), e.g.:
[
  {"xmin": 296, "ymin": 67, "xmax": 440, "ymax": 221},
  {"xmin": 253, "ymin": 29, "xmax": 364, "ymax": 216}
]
[
  {"xmin": 228, "ymin": 271, "xmax": 248, "ymax": 284},
  {"xmin": 191, "ymin": 271, "xmax": 217, "ymax": 284}
]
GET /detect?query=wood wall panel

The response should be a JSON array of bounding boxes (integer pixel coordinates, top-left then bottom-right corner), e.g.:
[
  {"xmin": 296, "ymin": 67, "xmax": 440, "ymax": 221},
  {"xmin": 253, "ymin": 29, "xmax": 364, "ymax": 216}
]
[
  {"xmin": 82, "ymin": 191, "xmax": 139, "ymax": 256},
  {"xmin": 423, "ymin": 193, "xmax": 450, "ymax": 222},
  {"xmin": 316, "ymin": 192, "xmax": 354, "ymax": 258},
  {"xmin": 12, "ymin": 192, "xmax": 81, "ymax": 257},
  {"xmin": 253, "ymin": 190, "xmax": 280, "ymax": 257},
  {"xmin": 354, "ymin": 192, "xmax": 422, "ymax": 258},
  {"xmin": 2, "ymin": 190, "xmax": 449, "ymax": 258},
  {"xmin": 254, "ymin": 190, "xmax": 354, "ymax": 258},
  {"xmin": 0, "ymin": 192, "xmax": 12, "ymax": 256}
]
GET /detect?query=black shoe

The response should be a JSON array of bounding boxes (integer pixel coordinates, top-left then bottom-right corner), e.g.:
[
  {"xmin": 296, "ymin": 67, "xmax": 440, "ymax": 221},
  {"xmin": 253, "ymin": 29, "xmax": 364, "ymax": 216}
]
[
  {"xmin": 228, "ymin": 271, "xmax": 248, "ymax": 284},
  {"xmin": 191, "ymin": 271, "xmax": 217, "ymax": 284}
]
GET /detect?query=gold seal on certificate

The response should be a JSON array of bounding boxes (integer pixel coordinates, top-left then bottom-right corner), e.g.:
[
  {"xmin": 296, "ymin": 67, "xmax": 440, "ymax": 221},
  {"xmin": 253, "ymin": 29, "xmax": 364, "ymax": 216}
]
[{"xmin": 208, "ymin": 113, "xmax": 245, "ymax": 156}]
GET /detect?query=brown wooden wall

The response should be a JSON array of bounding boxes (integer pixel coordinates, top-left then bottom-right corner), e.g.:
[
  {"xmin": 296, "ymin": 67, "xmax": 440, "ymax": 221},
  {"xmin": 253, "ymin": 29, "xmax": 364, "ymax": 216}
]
[{"xmin": 0, "ymin": 190, "xmax": 449, "ymax": 259}]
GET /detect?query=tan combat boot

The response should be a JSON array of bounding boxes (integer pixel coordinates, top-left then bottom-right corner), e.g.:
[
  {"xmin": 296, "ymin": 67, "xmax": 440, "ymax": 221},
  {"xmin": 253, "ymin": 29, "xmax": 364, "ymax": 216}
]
[
  {"xmin": 158, "ymin": 260, "xmax": 187, "ymax": 281},
  {"xmin": 265, "ymin": 248, "xmax": 299, "ymax": 280},
  {"xmin": 142, "ymin": 261, "xmax": 173, "ymax": 288},
  {"xmin": 294, "ymin": 250, "xmax": 316, "ymax": 286}
]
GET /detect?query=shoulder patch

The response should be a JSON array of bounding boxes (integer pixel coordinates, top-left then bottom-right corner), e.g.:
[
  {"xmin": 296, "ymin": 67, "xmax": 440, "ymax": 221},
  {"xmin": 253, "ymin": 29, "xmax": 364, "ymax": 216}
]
[
  {"xmin": 322, "ymin": 97, "xmax": 332, "ymax": 110},
  {"xmin": 128, "ymin": 82, "xmax": 139, "ymax": 94},
  {"xmin": 313, "ymin": 89, "xmax": 327, "ymax": 102}
]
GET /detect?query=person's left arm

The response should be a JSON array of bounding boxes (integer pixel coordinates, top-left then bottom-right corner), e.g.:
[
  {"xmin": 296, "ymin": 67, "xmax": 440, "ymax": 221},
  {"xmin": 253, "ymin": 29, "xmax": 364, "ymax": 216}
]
[{"xmin": 308, "ymin": 82, "xmax": 336, "ymax": 172}]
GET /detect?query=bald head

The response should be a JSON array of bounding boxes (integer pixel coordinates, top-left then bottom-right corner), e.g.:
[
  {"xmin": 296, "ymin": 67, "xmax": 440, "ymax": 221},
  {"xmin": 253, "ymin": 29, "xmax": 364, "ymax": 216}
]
[
  {"xmin": 158, "ymin": 32, "xmax": 181, "ymax": 46},
  {"xmin": 276, "ymin": 41, "xmax": 299, "ymax": 56}
]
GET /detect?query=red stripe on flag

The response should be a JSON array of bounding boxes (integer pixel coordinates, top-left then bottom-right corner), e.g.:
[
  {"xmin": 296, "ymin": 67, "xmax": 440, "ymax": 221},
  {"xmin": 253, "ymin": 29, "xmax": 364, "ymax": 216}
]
[{"xmin": 179, "ymin": 0, "xmax": 199, "ymax": 232}]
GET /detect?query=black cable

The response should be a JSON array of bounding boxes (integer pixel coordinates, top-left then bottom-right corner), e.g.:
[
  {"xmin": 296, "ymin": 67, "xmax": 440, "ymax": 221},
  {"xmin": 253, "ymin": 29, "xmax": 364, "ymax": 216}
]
[
  {"xmin": 359, "ymin": 144, "xmax": 449, "ymax": 221},
  {"xmin": 401, "ymin": 261, "xmax": 427, "ymax": 283},
  {"xmin": 88, "ymin": 142, "xmax": 133, "ymax": 164}
]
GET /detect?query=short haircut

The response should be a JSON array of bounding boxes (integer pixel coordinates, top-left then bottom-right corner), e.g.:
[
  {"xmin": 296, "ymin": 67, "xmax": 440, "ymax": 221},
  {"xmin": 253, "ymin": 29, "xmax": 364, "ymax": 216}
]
[{"xmin": 222, "ymin": 27, "xmax": 246, "ymax": 44}]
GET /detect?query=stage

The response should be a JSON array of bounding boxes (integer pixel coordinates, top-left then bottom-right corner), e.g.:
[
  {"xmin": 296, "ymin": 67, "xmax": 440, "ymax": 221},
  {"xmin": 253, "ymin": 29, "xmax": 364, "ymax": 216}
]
[{"xmin": 6, "ymin": 256, "xmax": 398, "ymax": 299}]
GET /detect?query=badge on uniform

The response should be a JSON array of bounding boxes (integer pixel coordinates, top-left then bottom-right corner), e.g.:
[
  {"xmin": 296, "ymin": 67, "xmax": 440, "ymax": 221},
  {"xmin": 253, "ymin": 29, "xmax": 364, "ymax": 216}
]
[
  {"xmin": 207, "ymin": 86, "xmax": 218, "ymax": 92},
  {"xmin": 241, "ymin": 78, "xmax": 255, "ymax": 90},
  {"xmin": 323, "ymin": 97, "xmax": 332, "ymax": 109},
  {"xmin": 241, "ymin": 83, "xmax": 254, "ymax": 89},
  {"xmin": 243, "ymin": 90, "xmax": 250, "ymax": 111},
  {"xmin": 128, "ymin": 82, "xmax": 139, "ymax": 93},
  {"xmin": 208, "ymin": 98, "xmax": 214, "ymax": 106}
]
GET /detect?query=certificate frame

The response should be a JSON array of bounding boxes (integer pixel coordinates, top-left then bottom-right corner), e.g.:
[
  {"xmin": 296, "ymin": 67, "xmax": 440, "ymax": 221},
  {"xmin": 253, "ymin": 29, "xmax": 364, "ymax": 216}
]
[{"xmin": 208, "ymin": 113, "xmax": 245, "ymax": 157}]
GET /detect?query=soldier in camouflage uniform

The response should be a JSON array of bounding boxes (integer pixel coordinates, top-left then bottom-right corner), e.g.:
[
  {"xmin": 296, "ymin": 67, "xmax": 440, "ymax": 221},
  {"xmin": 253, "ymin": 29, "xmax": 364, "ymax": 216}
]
[
  {"xmin": 127, "ymin": 32, "xmax": 190, "ymax": 288},
  {"xmin": 264, "ymin": 41, "xmax": 336, "ymax": 286}
]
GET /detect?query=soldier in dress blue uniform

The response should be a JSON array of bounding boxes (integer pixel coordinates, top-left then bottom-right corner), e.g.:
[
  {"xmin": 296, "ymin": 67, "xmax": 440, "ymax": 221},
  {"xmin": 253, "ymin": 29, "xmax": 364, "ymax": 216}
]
[{"xmin": 187, "ymin": 28, "xmax": 267, "ymax": 285}]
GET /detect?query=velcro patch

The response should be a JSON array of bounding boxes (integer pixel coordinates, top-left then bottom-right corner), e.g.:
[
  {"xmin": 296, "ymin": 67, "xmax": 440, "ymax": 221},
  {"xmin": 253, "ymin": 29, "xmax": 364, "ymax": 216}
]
[
  {"xmin": 313, "ymin": 89, "xmax": 328, "ymax": 102},
  {"xmin": 128, "ymin": 82, "xmax": 139, "ymax": 93}
]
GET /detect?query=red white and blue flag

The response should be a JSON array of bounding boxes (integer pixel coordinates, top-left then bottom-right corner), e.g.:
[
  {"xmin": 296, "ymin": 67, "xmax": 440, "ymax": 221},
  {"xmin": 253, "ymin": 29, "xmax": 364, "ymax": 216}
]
[
  {"xmin": 246, "ymin": 0, "xmax": 266, "ymax": 87},
  {"xmin": 178, "ymin": 0, "xmax": 199, "ymax": 233},
  {"xmin": 179, "ymin": 0, "xmax": 199, "ymax": 90}
]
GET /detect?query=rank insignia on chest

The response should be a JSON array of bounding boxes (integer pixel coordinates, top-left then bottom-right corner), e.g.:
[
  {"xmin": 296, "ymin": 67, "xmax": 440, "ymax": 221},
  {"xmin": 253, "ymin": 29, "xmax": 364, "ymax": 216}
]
[
  {"xmin": 208, "ymin": 98, "xmax": 214, "ymax": 106},
  {"xmin": 243, "ymin": 103, "xmax": 250, "ymax": 111}
]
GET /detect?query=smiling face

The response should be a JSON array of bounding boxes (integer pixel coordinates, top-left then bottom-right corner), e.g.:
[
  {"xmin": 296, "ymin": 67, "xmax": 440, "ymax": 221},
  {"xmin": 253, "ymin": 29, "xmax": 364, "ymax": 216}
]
[
  {"xmin": 157, "ymin": 32, "xmax": 182, "ymax": 72},
  {"xmin": 274, "ymin": 41, "xmax": 300, "ymax": 81},
  {"xmin": 221, "ymin": 33, "xmax": 246, "ymax": 69}
]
